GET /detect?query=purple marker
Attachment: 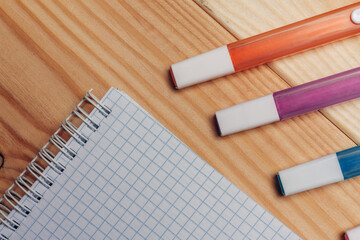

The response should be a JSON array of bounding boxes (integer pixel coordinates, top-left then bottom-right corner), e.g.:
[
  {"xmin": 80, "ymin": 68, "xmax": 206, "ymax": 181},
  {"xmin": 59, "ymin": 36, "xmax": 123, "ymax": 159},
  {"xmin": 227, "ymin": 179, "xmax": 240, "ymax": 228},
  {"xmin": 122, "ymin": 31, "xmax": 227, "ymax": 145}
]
[{"xmin": 216, "ymin": 67, "xmax": 360, "ymax": 136}]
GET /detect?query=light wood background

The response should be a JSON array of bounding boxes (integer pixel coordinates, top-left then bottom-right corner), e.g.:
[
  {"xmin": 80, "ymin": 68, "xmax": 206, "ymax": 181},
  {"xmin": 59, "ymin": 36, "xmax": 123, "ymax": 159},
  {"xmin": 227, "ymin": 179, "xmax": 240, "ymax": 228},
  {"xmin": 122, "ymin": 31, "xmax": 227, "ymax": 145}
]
[{"xmin": 0, "ymin": 0, "xmax": 359, "ymax": 239}]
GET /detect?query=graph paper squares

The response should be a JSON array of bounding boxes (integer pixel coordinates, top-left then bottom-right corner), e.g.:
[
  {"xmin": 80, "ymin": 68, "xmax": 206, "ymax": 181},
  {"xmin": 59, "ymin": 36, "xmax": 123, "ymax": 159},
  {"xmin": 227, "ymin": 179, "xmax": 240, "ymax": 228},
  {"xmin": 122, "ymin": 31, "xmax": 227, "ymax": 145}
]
[{"xmin": 1, "ymin": 88, "xmax": 300, "ymax": 240}]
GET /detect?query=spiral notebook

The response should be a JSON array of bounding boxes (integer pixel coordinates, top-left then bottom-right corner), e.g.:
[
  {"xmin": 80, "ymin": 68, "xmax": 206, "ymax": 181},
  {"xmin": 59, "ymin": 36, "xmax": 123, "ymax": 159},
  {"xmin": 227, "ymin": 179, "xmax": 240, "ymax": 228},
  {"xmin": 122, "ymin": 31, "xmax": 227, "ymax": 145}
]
[{"xmin": 0, "ymin": 88, "xmax": 300, "ymax": 240}]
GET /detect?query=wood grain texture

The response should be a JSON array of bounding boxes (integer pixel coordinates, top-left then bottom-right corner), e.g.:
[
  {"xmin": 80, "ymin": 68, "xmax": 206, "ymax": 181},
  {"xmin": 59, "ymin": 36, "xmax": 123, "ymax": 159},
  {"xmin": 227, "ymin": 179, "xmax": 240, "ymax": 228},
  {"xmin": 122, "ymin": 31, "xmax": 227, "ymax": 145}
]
[
  {"xmin": 196, "ymin": 0, "xmax": 360, "ymax": 144},
  {"xmin": 0, "ymin": 0, "xmax": 358, "ymax": 239}
]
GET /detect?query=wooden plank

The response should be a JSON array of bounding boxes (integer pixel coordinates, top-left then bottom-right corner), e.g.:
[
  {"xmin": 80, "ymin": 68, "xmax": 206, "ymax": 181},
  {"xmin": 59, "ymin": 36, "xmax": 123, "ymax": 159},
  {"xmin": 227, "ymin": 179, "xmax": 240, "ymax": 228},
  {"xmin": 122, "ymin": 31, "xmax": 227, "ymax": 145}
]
[
  {"xmin": 0, "ymin": 0, "xmax": 357, "ymax": 238},
  {"xmin": 195, "ymin": 0, "xmax": 360, "ymax": 144}
]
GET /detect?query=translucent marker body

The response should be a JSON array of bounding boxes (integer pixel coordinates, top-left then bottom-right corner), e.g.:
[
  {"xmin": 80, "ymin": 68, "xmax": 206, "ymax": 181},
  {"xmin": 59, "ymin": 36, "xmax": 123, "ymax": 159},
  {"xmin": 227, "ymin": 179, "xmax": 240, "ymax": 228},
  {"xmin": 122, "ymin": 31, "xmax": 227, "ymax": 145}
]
[
  {"xmin": 216, "ymin": 67, "xmax": 360, "ymax": 136},
  {"xmin": 170, "ymin": 3, "xmax": 360, "ymax": 89}
]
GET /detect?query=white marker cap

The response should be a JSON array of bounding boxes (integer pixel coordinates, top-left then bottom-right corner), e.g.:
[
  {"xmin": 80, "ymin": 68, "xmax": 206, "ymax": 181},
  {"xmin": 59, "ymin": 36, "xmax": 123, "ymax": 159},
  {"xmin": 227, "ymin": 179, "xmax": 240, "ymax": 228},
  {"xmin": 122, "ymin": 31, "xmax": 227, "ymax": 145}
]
[
  {"xmin": 170, "ymin": 45, "xmax": 235, "ymax": 89},
  {"xmin": 277, "ymin": 153, "xmax": 344, "ymax": 196},
  {"xmin": 345, "ymin": 226, "xmax": 360, "ymax": 240},
  {"xmin": 215, "ymin": 94, "xmax": 280, "ymax": 136}
]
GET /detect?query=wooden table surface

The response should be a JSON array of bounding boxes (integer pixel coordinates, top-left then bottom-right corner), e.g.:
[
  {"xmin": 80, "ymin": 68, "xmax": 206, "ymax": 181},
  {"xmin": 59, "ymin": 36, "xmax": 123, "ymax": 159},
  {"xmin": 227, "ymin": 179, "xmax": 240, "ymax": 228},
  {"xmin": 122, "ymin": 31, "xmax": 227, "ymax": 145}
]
[{"xmin": 1, "ymin": 0, "xmax": 360, "ymax": 239}]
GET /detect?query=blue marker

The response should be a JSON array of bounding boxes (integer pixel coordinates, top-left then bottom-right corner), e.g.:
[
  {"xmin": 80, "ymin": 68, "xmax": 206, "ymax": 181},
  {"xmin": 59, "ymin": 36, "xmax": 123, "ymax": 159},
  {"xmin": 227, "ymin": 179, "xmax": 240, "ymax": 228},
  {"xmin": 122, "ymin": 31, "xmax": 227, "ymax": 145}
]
[{"xmin": 277, "ymin": 145, "xmax": 360, "ymax": 196}]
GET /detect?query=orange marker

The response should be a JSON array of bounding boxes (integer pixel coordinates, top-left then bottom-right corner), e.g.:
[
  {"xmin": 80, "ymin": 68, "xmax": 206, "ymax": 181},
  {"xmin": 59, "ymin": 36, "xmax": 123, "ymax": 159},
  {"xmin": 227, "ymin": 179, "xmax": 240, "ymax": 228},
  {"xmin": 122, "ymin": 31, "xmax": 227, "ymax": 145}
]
[{"xmin": 170, "ymin": 3, "xmax": 360, "ymax": 89}]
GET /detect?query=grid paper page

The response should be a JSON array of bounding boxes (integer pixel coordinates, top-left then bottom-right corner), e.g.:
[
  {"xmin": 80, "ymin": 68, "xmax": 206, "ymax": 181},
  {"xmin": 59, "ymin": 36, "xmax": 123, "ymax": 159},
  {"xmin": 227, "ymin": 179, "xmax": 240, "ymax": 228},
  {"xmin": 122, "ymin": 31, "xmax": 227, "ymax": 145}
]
[{"xmin": 0, "ymin": 88, "xmax": 301, "ymax": 240}]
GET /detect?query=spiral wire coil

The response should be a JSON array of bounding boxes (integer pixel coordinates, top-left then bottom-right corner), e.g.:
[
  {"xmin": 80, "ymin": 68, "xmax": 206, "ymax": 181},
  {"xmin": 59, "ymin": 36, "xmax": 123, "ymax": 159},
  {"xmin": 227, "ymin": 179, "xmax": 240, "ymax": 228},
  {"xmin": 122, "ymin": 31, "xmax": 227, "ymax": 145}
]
[{"xmin": 0, "ymin": 90, "xmax": 110, "ymax": 235}]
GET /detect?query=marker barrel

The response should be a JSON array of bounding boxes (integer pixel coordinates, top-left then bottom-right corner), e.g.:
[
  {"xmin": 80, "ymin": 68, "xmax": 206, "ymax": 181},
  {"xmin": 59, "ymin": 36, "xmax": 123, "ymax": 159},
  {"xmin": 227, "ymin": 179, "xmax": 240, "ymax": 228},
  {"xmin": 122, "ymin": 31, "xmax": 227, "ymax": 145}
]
[
  {"xmin": 274, "ymin": 67, "xmax": 360, "ymax": 120},
  {"xmin": 171, "ymin": 3, "xmax": 360, "ymax": 89},
  {"xmin": 228, "ymin": 3, "xmax": 360, "ymax": 73},
  {"xmin": 216, "ymin": 67, "xmax": 360, "ymax": 136}
]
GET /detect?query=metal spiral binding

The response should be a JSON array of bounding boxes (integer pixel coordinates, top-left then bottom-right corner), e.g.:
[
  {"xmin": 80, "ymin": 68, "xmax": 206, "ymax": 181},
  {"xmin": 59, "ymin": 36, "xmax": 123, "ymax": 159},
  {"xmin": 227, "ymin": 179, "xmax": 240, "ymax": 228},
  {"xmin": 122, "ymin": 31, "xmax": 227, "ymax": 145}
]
[
  {"xmin": 0, "ymin": 234, "xmax": 7, "ymax": 240},
  {"xmin": 0, "ymin": 205, "xmax": 17, "ymax": 231},
  {"xmin": 62, "ymin": 120, "xmax": 88, "ymax": 145},
  {"xmin": 4, "ymin": 191, "xmax": 30, "ymax": 217},
  {"xmin": 39, "ymin": 148, "xmax": 65, "ymax": 174},
  {"xmin": 50, "ymin": 134, "xmax": 76, "ymax": 159},
  {"xmin": 15, "ymin": 176, "xmax": 42, "ymax": 203},
  {"xmin": 73, "ymin": 106, "xmax": 99, "ymax": 131},
  {"xmin": 85, "ymin": 91, "xmax": 111, "ymax": 116},
  {"xmin": 0, "ymin": 89, "xmax": 110, "ymax": 235},
  {"xmin": 27, "ymin": 162, "xmax": 54, "ymax": 188}
]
